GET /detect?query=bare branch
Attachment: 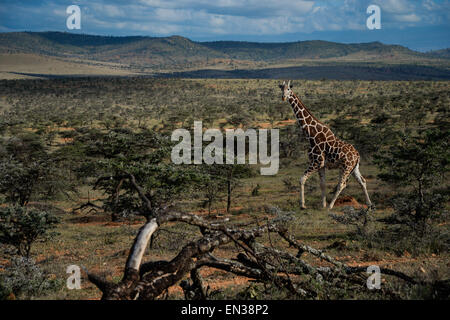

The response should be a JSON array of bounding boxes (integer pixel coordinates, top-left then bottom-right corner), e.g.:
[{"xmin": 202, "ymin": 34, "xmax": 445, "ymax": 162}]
[
  {"xmin": 127, "ymin": 173, "xmax": 152, "ymax": 213},
  {"xmin": 277, "ymin": 228, "xmax": 417, "ymax": 284},
  {"xmin": 71, "ymin": 200, "xmax": 103, "ymax": 214},
  {"xmin": 86, "ymin": 206, "xmax": 417, "ymax": 300}
]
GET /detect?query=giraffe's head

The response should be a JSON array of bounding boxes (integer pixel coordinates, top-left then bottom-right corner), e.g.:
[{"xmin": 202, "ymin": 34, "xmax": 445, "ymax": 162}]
[{"xmin": 279, "ymin": 80, "xmax": 293, "ymax": 102}]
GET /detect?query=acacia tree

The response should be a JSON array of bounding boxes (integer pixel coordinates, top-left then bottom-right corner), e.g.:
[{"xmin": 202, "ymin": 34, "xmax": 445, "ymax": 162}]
[
  {"xmin": 0, "ymin": 133, "xmax": 75, "ymax": 206},
  {"xmin": 78, "ymin": 128, "xmax": 200, "ymax": 220},
  {"xmin": 0, "ymin": 206, "xmax": 59, "ymax": 258},
  {"xmin": 223, "ymin": 163, "xmax": 253, "ymax": 214},
  {"xmin": 197, "ymin": 163, "xmax": 253, "ymax": 215},
  {"xmin": 199, "ymin": 166, "xmax": 226, "ymax": 215},
  {"xmin": 374, "ymin": 128, "xmax": 449, "ymax": 235}
]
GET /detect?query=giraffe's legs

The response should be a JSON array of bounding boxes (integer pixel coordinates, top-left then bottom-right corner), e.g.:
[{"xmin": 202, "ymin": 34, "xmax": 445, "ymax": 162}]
[
  {"xmin": 299, "ymin": 165, "xmax": 319, "ymax": 209},
  {"xmin": 352, "ymin": 162, "xmax": 372, "ymax": 206},
  {"xmin": 319, "ymin": 167, "xmax": 327, "ymax": 208},
  {"xmin": 328, "ymin": 169, "xmax": 350, "ymax": 210}
]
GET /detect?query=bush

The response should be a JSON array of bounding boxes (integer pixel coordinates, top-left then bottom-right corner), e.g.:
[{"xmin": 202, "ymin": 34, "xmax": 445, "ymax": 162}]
[
  {"xmin": 0, "ymin": 133, "xmax": 76, "ymax": 206},
  {"xmin": 374, "ymin": 128, "xmax": 449, "ymax": 236},
  {"xmin": 390, "ymin": 192, "xmax": 448, "ymax": 237},
  {"xmin": 0, "ymin": 206, "xmax": 59, "ymax": 257},
  {"xmin": 329, "ymin": 206, "xmax": 374, "ymax": 238},
  {"xmin": 0, "ymin": 257, "xmax": 63, "ymax": 300},
  {"xmin": 80, "ymin": 128, "xmax": 201, "ymax": 220}
]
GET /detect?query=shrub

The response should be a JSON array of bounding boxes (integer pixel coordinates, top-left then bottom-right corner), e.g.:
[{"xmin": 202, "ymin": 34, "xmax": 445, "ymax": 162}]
[
  {"xmin": 80, "ymin": 128, "xmax": 201, "ymax": 220},
  {"xmin": 329, "ymin": 206, "xmax": 374, "ymax": 238},
  {"xmin": 0, "ymin": 133, "xmax": 76, "ymax": 206},
  {"xmin": 0, "ymin": 257, "xmax": 63, "ymax": 299},
  {"xmin": 374, "ymin": 128, "xmax": 449, "ymax": 236},
  {"xmin": 0, "ymin": 206, "xmax": 59, "ymax": 257}
]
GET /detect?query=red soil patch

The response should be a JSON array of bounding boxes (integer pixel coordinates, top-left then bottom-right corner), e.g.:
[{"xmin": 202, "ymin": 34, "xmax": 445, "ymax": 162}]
[
  {"xmin": 53, "ymin": 126, "xmax": 76, "ymax": 132},
  {"xmin": 334, "ymin": 196, "xmax": 367, "ymax": 208},
  {"xmin": 191, "ymin": 206, "xmax": 244, "ymax": 216},
  {"xmin": 166, "ymin": 267, "xmax": 251, "ymax": 297},
  {"xmin": 205, "ymin": 276, "xmax": 251, "ymax": 291},
  {"xmin": 103, "ymin": 220, "xmax": 143, "ymax": 227},
  {"xmin": 57, "ymin": 137, "xmax": 74, "ymax": 144}
]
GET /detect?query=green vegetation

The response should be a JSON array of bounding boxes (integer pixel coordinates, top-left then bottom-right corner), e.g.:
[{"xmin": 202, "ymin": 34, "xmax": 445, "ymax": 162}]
[
  {"xmin": 0, "ymin": 78, "xmax": 448, "ymax": 300},
  {"xmin": 0, "ymin": 206, "xmax": 59, "ymax": 258},
  {"xmin": 0, "ymin": 256, "xmax": 63, "ymax": 300},
  {"xmin": 0, "ymin": 131, "xmax": 76, "ymax": 206}
]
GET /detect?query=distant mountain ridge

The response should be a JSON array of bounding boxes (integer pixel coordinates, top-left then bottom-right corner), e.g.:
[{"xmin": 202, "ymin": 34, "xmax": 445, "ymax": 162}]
[
  {"xmin": 201, "ymin": 40, "xmax": 426, "ymax": 60},
  {"xmin": 0, "ymin": 31, "xmax": 449, "ymax": 80},
  {"xmin": 1, "ymin": 31, "xmax": 447, "ymax": 67},
  {"xmin": 427, "ymin": 48, "xmax": 450, "ymax": 59}
]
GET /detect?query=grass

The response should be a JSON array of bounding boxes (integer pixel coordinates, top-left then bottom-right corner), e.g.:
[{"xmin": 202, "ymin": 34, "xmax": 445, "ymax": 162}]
[{"xmin": 0, "ymin": 78, "xmax": 448, "ymax": 299}]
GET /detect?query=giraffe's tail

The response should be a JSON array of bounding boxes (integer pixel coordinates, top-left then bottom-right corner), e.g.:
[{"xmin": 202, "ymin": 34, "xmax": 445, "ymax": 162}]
[
  {"xmin": 350, "ymin": 159, "xmax": 360, "ymax": 175},
  {"xmin": 352, "ymin": 160, "xmax": 368, "ymax": 184}
]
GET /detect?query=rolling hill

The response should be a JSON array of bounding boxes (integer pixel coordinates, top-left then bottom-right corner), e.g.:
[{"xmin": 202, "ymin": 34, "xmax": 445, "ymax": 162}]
[
  {"xmin": 0, "ymin": 31, "xmax": 449, "ymax": 80},
  {"xmin": 426, "ymin": 48, "xmax": 450, "ymax": 59}
]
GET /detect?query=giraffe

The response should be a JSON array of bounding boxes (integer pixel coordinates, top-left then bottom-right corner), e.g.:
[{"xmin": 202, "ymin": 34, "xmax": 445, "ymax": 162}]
[{"xmin": 278, "ymin": 80, "xmax": 372, "ymax": 210}]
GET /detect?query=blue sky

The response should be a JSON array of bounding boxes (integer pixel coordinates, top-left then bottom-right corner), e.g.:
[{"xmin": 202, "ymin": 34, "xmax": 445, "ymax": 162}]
[{"xmin": 0, "ymin": 0, "xmax": 449, "ymax": 51}]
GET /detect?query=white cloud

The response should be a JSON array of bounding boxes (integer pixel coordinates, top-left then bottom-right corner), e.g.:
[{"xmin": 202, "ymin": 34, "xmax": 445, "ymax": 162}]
[
  {"xmin": 52, "ymin": 8, "xmax": 66, "ymax": 17},
  {"xmin": 423, "ymin": 0, "xmax": 439, "ymax": 11},
  {"xmin": 375, "ymin": 0, "xmax": 414, "ymax": 14},
  {"xmin": 154, "ymin": 8, "xmax": 193, "ymax": 22},
  {"xmin": 79, "ymin": 0, "xmax": 448, "ymax": 36},
  {"xmin": 102, "ymin": 5, "xmax": 123, "ymax": 17},
  {"xmin": 393, "ymin": 13, "xmax": 421, "ymax": 22},
  {"xmin": 209, "ymin": 15, "xmax": 225, "ymax": 27}
]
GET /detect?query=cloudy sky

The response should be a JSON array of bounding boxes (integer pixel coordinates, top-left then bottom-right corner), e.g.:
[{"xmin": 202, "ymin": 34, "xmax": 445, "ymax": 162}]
[{"xmin": 0, "ymin": 0, "xmax": 449, "ymax": 51}]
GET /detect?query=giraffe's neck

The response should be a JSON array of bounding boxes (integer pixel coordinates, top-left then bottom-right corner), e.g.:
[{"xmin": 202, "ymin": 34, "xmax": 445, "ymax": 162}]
[{"xmin": 288, "ymin": 94, "xmax": 325, "ymax": 140}]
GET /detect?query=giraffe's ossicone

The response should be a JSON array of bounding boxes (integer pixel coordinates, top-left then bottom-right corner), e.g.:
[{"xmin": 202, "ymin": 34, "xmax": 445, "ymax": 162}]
[{"xmin": 279, "ymin": 80, "xmax": 372, "ymax": 210}]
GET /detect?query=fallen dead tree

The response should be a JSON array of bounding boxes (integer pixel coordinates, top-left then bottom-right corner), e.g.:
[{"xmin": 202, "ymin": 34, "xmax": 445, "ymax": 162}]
[{"xmin": 85, "ymin": 173, "xmax": 417, "ymax": 300}]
